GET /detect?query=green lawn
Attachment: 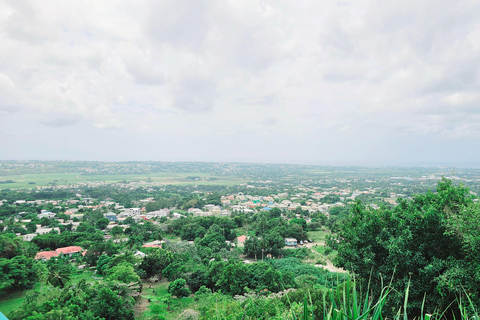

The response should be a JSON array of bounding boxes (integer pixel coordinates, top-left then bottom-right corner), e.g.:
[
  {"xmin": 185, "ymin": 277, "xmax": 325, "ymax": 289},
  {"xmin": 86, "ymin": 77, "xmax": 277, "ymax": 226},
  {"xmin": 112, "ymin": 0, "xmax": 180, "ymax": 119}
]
[
  {"xmin": 308, "ymin": 229, "xmax": 331, "ymax": 244},
  {"xmin": 162, "ymin": 234, "xmax": 181, "ymax": 242},
  {"xmin": 0, "ymin": 290, "xmax": 25, "ymax": 316}
]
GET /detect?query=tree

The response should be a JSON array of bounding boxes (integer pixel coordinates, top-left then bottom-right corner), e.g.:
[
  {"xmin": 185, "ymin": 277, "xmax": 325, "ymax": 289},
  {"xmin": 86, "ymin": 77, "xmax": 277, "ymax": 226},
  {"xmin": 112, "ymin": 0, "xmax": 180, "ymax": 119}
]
[
  {"xmin": 168, "ymin": 278, "xmax": 190, "ymax": 298},
  {"xmin": 91, "ymin": 286, "xmax": 134, "ymax": 320},
  {"xmin": 139, "ymin": 248, "xmax": 174, "ymax": 278},
  {"xmin": 216, "ymin": 262, "xmax": 250, "ymax": 296},
  {"xmin": 269, "ymin": 207, "xmax": 282, "ymax": 218},
  {"xmin": 110, "ymin": 226, "xmax": 124, "ymax": 236},
  {"xmin": 106, "ymin": 262, "xmax": 140, "ymax": 284},
  {"xmin": 244, "ymin": 236, "xmax": 261, "ymax": 261},
  {"xmin": 0, "ymin": 255, "xmax": 38, "ymax": 289},
  {"xmin": 96, "ymin": 255, "xmax": 112, "ymax": 275},
  {"xmin": 197, "ymin": 231, "xmax": 228, "ymax": 252},
  {"xmin": 26, "ymin": 221, "xmax": 37, "ymax": 233},
  {"xmin": 187, "ymin": 268, "xmax": 207, "ymax": 292},
  {"xmin": 328, "ymin": 179, "xmax": 473, "ymax": 316},
  {"xmin": 43, "ymin": 259, "xmax": 72, "ymax": 288},
  {"xmin": 290, "ymin": 218, "xmax": 307, "ymax": 231},
  {"xmin": 0, "ymin": 233, "xmax": 24, "ymax": 259},
  {"xmin": 96, "ymin": 218, "xmax": 110, "ymax": 230}
]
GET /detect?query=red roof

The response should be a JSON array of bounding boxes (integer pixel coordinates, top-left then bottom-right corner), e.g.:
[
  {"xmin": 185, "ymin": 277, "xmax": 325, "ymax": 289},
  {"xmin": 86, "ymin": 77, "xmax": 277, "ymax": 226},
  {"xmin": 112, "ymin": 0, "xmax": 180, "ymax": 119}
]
[
  {"xmin": 237, "ymin": 235, "xmax": 247, "ymax": 243},
  {"xmin": 55, "ymin": 246, "xmax": 84, "ymax": 255},
  {"xmin": 35, "ymin": 251, "xmax": 59, "ymax": 260},
  {"xmin": 142, "ymin": 244, "xmax": 162, "ymax": 248}
]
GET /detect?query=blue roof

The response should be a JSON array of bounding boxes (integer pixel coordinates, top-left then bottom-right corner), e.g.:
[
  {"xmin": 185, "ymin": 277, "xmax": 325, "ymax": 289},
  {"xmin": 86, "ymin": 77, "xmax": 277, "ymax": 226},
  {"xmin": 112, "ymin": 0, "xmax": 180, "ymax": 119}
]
[
  {"xmin": 262, "ymin": 207, "xmax": 272, "ymax": 211},
  {"xmin": 0, "ymin": 311, "xmax": 9, "ymax": 320}
]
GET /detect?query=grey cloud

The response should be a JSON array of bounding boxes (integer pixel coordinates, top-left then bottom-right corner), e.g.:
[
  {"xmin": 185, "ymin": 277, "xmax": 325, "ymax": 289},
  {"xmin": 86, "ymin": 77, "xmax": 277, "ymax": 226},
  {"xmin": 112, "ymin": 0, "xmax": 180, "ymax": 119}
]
[
  {"xmin": 39, "ymin": 113, "xmax": 82, "ymax": 128},
  {"xmin": 3, "ymin": 0, "xmax": 57, "ymax": 44},
  {"xmin": 262, "ymin": 118, "xmax": 278, "ymax": 126},
  {"xmin": 0, "ymin": 102, "xmax": 19, "ymax": 114},
  {"xmin": 422, "ymin": 65, "xmax": 478, "ymax": 95},
  {"xmin": 146, "ymin": 0, "xmax": 210, "ymax": 50},
  {"xmin": 233, "ymin": 27, "xmax": 280, "ymax": 73},
  {"xmin": 124, "ymin": 61, "xmax": 165, "ymax": 86},
  {"xmin": 173, "ymin": 78, "xmax": 216, "ymax": 112}
]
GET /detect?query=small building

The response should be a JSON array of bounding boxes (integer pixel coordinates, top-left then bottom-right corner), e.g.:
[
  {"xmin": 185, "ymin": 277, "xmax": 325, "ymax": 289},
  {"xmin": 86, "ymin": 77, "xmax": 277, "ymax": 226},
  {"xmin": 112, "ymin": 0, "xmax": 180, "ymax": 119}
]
[
  {"xmin": 35, "ymin": 251, "xmax": 59, "ymax": 261},
  {"xmin": 236, "ymin": 235, "xmax": 247, "ymax": 247},
  {"xmin": 285, "ymin": 238, "xmax": 298, "ymax": 246},
  {"xmin": 104, "ymin": 212, "xmax": 117, "ymax": 221},
  {"xmin": 38, "ymin": 212, "xmax": 56, "ymax": 219},
  {"xmin": 23, "ymin": 233, "xmax": 37, "ymax": 242}
]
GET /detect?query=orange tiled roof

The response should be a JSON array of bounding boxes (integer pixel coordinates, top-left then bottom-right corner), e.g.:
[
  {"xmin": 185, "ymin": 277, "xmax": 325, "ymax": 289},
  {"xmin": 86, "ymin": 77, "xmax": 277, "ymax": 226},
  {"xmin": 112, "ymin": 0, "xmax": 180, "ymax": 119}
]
[
  {"xmin": 35, "ymin": 251, "xmax": 59, "ymax": 260},
  {"xmin": 237, "ymin": 235, "xmax": 247, "ymax": 243},
  {"xmin": 55, "ymin": 246, "xmax": 84, "ymax": 255}
]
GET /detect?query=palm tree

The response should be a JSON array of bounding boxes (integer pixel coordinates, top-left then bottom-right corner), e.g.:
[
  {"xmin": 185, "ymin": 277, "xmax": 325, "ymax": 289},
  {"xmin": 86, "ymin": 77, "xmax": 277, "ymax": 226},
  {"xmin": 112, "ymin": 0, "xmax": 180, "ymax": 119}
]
[{"xmin": 44, "ymin": 260, "xmax": 72, "ymax": 288}]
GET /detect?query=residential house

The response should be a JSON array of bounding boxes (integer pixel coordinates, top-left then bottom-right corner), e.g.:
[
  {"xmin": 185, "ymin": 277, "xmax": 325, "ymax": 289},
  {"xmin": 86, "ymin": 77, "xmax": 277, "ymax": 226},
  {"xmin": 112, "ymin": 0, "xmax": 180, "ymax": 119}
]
[
  {"xmin": 236, "ymin": 235, "xmax": 247, "ymax": 247},
  {"xmin": 38, "ymin": 211, "xmax": 56, "ymax": 219},
  {"xmin": 23, "ymin": 233, "xmax": 36, "ymax": 241},
  {"xmin": 56, "ymin": 246, "xmax": 84, "ymax": 257},
  {"xmin": 35, "ymin": 251, "xmax": 59, "ymax": 261},
  {"xmin": 35, "ymin": 246, "xmax": 84, "ymax": 261},
  {"xmin": 104, "ymin": 212, "xmax": 118, "ymax": 221},
  {"xmin": 285, "ymin": 238, "xmax": 298, "ymax": 246},
  {"xmin": 36, "ymin": 227, "xmax": 60, "ymax": 235},
  {"xmin": 220, "ymin": 210, "xmax": 231, "ymax": 217}
]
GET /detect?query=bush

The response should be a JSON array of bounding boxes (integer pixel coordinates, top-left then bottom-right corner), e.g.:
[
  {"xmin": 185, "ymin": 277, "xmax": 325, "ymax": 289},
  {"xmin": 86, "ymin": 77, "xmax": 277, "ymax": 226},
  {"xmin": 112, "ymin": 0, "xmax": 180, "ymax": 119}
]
[{"xmin": 168, "ymin": 278, "xmax": 190, "ymax": 298}]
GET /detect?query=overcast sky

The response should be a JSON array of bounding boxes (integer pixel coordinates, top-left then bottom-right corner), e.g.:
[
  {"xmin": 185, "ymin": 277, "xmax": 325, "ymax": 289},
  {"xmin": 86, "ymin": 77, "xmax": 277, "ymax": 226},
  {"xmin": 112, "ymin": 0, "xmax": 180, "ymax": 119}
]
[{"xmin": 0, "ymin": 0, "xmax": 479, "ymax": 165}]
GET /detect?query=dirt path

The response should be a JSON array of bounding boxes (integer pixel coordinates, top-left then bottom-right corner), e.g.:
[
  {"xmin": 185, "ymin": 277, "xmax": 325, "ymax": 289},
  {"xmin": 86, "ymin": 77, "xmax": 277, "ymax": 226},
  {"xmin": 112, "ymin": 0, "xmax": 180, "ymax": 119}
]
[
  {"xmin": 309, "ymin": 244, "xmax": 347, "ymax": 273},
  {"xmin": 134, "ymin": 294, "xmax": 150, "ymax": 319},
  {"xmin": 134, "ymin": 281, "xmax": 160, "ymax": 319},
  {"xmin": 315, "ymin": 260, "xmax": 346, "ymax": 273}
]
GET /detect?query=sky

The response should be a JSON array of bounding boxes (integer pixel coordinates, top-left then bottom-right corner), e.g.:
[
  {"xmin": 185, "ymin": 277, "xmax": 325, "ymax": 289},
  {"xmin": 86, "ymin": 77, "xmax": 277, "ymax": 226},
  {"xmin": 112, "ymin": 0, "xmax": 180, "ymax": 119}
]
[{"xmin": 0, "ymin": 0, "xmax": 479, "ymax": 166}]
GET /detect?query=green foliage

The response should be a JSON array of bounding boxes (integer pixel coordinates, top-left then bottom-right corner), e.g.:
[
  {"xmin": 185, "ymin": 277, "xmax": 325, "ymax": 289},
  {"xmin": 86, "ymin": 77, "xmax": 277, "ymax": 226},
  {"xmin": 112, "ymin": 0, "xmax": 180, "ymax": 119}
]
[
  {"xmin": 282, "ymin": 248, "xmax": 311, "ymax": 260},
  {"xmin": 105, "ymin": 262, "xmax": 140, "ymax": 284},
  {"xmin": 328, "ymin": 178, "xmax": 476, "ymax": 316},
  {"xmin": 43, "ymin": 259, "xmax": 73, "ymax": 288},
  {"xmin": 168, "ymin": 278, "xmax": 190, "ymax": 298},
  {"xmin": 270, "ymin": 258, "xmax": 346, "ymax": 288},
  {"xmin": 139, "ymin": 248, "xmax": 174, "ymax": 278},
  {"xmin": 0, "ymin": 255, "xmax": 38, "ymax": 289},
  {"xmin": 0, "ymin": 233, "xmax": 25, "ymax": 259},
  {"xmin": 8, "ymin": 281, "xmax": 134, "ymax": 320},
  {"xmin": 96, "ymin": 255, "xmax": 111, "ymax": 275},
  {"xmin": 90, "ymin": 286, "xmax": 135, "ymax": 320},
  {"xmin": 95, "ymin": 218, "xmax": 110, "ymax": 230}
]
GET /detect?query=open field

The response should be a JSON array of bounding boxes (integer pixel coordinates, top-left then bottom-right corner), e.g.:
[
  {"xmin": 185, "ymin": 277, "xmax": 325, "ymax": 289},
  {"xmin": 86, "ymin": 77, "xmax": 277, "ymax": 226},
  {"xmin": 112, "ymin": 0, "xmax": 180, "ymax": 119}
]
[
  {"xmin": 0, "ymin": 171, "xmax": 247, "ymax": 190},
  {"xmin": 308, "ymin": 229, "xmax": 331, "ymax": 245}
]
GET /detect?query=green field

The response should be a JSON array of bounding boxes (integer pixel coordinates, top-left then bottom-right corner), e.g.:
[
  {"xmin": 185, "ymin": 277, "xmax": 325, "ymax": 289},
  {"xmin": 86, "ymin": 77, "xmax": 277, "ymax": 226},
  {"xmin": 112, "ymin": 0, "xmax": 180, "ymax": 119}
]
[
  {"xmin": 0, "ymin": 290, "xmax": 25, "ymax": 316},
  {"xmin": 308, "ymin": 229, "xmax": 331, "ymax": 244},
  {"xmin": 0, "ymin": 171, "xmax": 247, "ymax": 190}
]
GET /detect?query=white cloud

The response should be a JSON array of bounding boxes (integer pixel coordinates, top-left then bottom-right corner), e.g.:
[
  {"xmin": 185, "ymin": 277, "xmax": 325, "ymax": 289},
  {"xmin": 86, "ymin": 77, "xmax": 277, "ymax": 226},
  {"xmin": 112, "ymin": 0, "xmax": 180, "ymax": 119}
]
[{"xmin": 0, "ymin": 0, "xmax": 479, "ymax": 164}]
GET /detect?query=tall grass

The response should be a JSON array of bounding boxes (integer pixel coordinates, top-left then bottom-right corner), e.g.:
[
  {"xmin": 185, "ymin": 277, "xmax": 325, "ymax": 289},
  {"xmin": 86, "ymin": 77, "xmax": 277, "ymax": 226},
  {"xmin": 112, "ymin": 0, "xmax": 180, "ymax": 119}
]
[{"xmin": 291, "ymin": 279, "xmax": 477, "ymax": 320}]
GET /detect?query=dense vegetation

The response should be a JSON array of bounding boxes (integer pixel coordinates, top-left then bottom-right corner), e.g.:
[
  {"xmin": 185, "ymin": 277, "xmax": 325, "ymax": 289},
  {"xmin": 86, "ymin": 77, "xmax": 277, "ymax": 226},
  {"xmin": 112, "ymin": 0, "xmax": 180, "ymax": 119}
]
[{"xmin": 328, "ymin": 178, "xmax": 480, "ymax": 318}]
